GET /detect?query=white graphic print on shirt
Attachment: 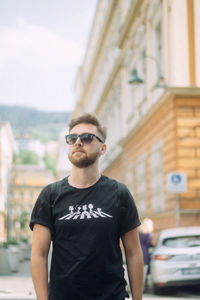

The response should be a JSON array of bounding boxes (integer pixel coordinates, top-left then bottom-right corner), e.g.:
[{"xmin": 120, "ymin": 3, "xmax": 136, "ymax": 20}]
[{"xmin": 58, "ymin": 204, "xmax": 113, "ymax": 221}]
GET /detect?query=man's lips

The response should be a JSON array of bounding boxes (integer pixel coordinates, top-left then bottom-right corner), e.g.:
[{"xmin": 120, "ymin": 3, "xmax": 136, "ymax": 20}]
[{"xmin": 73, "ymin": 150, "xmax": 85, "ymax": 154}]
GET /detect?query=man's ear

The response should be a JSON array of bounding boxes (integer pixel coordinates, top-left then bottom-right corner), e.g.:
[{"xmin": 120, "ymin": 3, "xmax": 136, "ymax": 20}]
[{"xmin": 100, "ymin": 143, "xmax": 106, "ymax": 155}]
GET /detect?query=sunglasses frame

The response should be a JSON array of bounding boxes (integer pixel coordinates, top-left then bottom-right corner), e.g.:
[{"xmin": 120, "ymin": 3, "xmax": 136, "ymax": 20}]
[{"xmin": 65, "ymin": 133, "xmax": 104, "ymax": 145}]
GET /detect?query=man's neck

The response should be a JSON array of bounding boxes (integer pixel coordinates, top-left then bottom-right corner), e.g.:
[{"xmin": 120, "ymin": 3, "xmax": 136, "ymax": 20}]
[{"xmin": 68, "ymin": 166, "xmax": 101, "ymax": 189}]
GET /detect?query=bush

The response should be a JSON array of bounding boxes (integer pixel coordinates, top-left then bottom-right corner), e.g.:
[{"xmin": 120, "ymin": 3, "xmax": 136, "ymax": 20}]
[{"xmin": 0, "ymin": 242, "xmax": 9, "ymax": 248}]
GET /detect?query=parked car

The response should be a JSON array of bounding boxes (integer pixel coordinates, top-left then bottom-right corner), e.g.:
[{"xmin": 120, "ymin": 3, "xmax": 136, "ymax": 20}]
[{"xmin": 150, "ymin": 226, "xmax": 200, "ymax": 294}]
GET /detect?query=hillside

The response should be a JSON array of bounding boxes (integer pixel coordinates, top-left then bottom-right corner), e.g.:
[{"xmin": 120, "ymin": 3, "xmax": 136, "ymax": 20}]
[{"xmin": 0, "ymin": 105, "xmax": 71, "ymax": 142}]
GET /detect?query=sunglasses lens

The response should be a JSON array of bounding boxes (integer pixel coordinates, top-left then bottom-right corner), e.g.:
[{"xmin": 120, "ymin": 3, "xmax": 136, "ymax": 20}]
[
  {"xmin": 65, "ymin": 133, "xmax": 94, "ymax": 144},
  {"xmin": 66, "ymin": 134, "xmax": 78, "ymax": 145},
  {"xmin": 80, "ymin": 134, "xmax": 93, "ymax": 144}
]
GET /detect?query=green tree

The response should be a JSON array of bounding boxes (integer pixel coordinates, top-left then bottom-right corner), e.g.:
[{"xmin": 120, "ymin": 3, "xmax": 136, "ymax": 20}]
[
  {"xmin": 14, "ymin": 149, "xmax": 40, "ymax": 165},
  {"xmin": 43, "ymin": 153, "xmax": 57, "ymax": 176},
  {"xmin": 19, "ymin": 210, "xmax": 29, "ymax": 230}
]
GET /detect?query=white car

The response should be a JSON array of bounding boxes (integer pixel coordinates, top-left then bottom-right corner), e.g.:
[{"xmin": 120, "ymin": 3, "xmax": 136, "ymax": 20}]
[{"xmin": 150, "ymin": 226, "xmax": 200, "ymax": 294}]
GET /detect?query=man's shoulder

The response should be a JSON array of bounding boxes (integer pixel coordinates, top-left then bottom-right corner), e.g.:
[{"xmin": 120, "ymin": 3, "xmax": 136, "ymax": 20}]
[
  {"xmin": 101, "ymin": 175, "xmax": 116, "ymax": 185},
  {"xmin": 42, "ymin": 177, "xmax": 67, "ymax": 194},
  {"xmin": 101, "ymin": 175, "xmax": 127, "ymax": 191},
  {"xmin": 48, "ymin": 177, "xmax": 67, "ymax": 192}
]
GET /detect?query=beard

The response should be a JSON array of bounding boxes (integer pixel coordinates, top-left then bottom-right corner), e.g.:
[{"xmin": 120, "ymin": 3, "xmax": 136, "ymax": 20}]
[{"xmin": 68, "ymin": 149, "xmax": 100, "ymax": 168}]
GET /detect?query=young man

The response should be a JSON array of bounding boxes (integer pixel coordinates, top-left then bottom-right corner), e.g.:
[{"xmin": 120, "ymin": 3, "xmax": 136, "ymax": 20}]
[{"xmin": 30, "ymin": 113, "xmax": 143, "ymax": 300}]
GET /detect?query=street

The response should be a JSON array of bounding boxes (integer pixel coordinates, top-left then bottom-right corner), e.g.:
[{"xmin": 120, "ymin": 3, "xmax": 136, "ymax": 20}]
[
  {"xmin": 143, "ymin": 285, "xmax": 200, "ymax": 299},
  {"xmin": 0, "ymin": 260, "xmax": 35, "ymax": 300},
  {"xmin": 0, "ymin": 261, "xmax": 199, "ymax": 300}
]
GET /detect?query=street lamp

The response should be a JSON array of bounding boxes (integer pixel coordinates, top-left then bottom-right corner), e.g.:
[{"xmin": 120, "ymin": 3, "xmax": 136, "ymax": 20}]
[
  {"xmin": 128, "ymin": 54, "xmax": 167, "ymax": 89},
  {"xmin": 128, "ymin": 69, "xmax": 144, "ymax": 84}
]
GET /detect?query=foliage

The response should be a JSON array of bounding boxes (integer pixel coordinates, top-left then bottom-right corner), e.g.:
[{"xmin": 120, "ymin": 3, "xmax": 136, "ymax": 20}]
[
  {"xmin": 43, "ymin": 153, "xmax": 57, "ymax": 176},
  {"xmin": 0, "ymin": 105, "xmax": 71, "ymax": 141},
  {"xmin": 13, "ymin": 149, "xmax": 40, "ymax": 165},
  {"xmin": 19, "ymin": 211, "xmax": 29, "ymax": 230},
  {"xmin": 0, "ymin": 238, "xmax": 19, "ymax": 248},
  {"xmin": 20, "ymin": 237, "xmax": 29, "ymax": 243},
  {"xmin": 29, "ymin": 123, "xmax": 67, "ymax": 142},
  {"xmin": 7, "ymin": 238, "xmax": 19, "ymax": 245},
  {"xmin": 0, "ymin": 242, "xmax": 9, "ymax": 248}
]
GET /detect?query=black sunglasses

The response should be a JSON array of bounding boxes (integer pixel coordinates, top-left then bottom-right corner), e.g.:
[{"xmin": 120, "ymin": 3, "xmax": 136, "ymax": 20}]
[{"xmin": 65, "ymin": 133, "xmax": 104, "ymax": 145}]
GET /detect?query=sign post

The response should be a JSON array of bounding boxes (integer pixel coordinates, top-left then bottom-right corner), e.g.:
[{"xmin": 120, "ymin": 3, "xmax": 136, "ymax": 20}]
[
  {"xmin": 175, "ymin": 194, "xmax": 180, "ymax": 227},
  {"xmin": 166, "ymin": 172, "xmax": 187, "ymax": 227}
]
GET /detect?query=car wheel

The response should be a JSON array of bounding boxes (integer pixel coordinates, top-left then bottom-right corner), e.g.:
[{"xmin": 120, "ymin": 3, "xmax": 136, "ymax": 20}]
[{"xmin": 152, "ymin": 284, "xmax": 165, "ymax": 295}]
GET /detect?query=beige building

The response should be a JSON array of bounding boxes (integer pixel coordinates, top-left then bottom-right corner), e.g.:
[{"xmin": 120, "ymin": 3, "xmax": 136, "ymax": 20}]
[
  {"xmin": 73, "ymin": 0, "xmax": 200, "ymax": 238},
  {"xmin": 8, "ymin": 165, "xmax": 54, "ymax": 240},
  {"xmin": 0, "ymin": 122, "xmax": 15, "ymax": 242},
  {"xmin": 57, "ymin": 129, "xmax": 72, "ymax": 180},
  {"xmin": 0, "ymin": 122, "xmax": 14, "ymax": 242}
]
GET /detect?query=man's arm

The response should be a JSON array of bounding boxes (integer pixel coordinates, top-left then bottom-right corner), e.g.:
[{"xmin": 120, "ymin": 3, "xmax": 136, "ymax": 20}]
[
  {"xmin": 31, "ymin": 224, "xmax": 51, "ymax": 300},
  {"xmin": 122, "ymin": 227, "xmax": 144, "ymax": 300}
]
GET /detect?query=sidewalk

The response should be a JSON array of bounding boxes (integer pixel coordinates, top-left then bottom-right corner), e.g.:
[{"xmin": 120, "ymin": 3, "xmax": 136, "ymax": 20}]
[
  {"xmin": 0, "ymin": 260, "xmax": 198, "ymax": 300},
  {"xmin": 0, "ymin": 260, "xmax": 36, "ymax": 300}
]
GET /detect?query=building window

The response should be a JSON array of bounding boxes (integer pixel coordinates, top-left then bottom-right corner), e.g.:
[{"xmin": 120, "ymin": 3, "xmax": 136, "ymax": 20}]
[
  {"xmin": 20, "ymin": 191, "xmax": 24, "ymax": 200},
  {"xmin": 29, "ymin": 204, "xmax": 33, "ymax": 212},
  {"xmin": 150, "ymin": 0, "xmax": 163, "ymax": 88},
  {"xmin": 150, "ymin": 140, "xmax": 165, "ymax": 213},
  {"xmin": 137, "ymin": 50, "xmax": 147, "ymax": 115},
  {"xmin": 129, "ymin": 41, "xmax": 147, "ymax": 120},
  {"xmin": 136, "ymin": 153, "xmax": 147, "ymax": 216},
  {"xmin": 153, "ymin": 21, "xmax": 162, "ymax": 85},
  {"xmin": 29, "ymin": 191, "xmax": 33, "ymax": 200},
  {"xmin": 125, "ymin": 162, "xmax": 134, "ymax": 196}
]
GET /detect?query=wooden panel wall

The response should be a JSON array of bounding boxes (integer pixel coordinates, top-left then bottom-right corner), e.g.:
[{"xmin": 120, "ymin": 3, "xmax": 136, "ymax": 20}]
[
  {"xmin": 175, "ymin": 98, "xmax": 200, "ymax": 211},
  {"xmin": 104, "ymin": 96, "xmax": 200, "ymax": 238}
]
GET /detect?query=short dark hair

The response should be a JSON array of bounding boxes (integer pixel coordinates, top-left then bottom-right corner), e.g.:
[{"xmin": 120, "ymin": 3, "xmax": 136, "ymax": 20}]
[{"xmin": 68, "ymin": 113, "xmax": 107, "ymax": 142}]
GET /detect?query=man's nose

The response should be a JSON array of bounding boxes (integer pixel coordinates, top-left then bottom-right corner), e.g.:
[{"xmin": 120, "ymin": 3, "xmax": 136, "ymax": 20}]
[{"xmin": 74, "ymin": 136, "xmax": 83, "ymax": 145}]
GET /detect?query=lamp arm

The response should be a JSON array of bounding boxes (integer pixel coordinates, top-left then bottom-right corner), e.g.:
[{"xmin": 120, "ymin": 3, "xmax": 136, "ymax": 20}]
[
  {"xmin": 143, "ymin": 54, "xmax": 161, "ymax": 84},
  {"xmin": 128, "ymin": 54, "xmax": 167, "ymax": 88}
]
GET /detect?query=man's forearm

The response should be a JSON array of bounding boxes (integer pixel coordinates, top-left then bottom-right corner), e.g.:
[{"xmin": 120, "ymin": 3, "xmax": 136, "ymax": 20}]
[
  {"xmin": 31, "ymin": 254, "xmax": 49, "ymax": 300},
  {"xmin": 126, "ymin": 253, "xmax": 143, "ymax": 300}
]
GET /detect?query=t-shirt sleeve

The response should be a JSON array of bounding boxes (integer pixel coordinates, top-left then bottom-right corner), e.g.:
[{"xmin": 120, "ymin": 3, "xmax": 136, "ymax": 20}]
[
  {"xmin": 118, "ymin": 183, "xmax": 141, "ymax": 236},
  {"xmin": 29, "ymin": 184, "xmax": 53, "ymax": 231}
]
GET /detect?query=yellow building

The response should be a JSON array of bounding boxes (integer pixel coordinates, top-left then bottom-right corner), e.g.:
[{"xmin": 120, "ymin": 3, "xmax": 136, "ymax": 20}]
[
  {"xmin": 73, "ymin": 0, "xmax": 200, "ymax": 238},
  {"xmin": 8, "ymin": 165, "xmax": 54, "ymax": 240}
]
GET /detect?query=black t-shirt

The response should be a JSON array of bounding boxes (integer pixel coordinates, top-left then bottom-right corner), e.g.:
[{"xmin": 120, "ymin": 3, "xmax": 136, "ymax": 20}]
[{"xmin": 30, "ymin": 175, "xmax": 140, "ymax": 300}]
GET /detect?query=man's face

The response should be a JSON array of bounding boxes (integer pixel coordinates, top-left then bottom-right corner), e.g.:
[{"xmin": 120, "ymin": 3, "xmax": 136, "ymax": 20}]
[{"xmin": 67, "ymin": 123, "xmax": 106, "ymax": 168}]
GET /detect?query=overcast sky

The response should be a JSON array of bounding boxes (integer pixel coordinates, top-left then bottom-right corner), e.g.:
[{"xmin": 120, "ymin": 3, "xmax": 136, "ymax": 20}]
[{"xmin": 0, "ymin": 0, "xmax": 98, "ymax": 112}]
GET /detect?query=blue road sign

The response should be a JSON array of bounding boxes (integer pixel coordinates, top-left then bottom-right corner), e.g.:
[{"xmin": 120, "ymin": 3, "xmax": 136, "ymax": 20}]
[{"xmin": 167, "ymin": 172, "xmax": 187, "ymax": 193}]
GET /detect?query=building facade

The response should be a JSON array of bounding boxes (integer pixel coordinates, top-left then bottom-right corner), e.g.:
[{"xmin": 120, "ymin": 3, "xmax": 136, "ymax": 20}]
[
  {"xmin": 73, "ymin": 0, "xmax": 200, "ymax": 238},
  {"xmin": 57, "ymin": 129, "xmax": 72, "ymax": 180},
  {"xmin": 0, "ymin": 122, "xmax": 15, "ymax": 242},
  {"xmin": 8, "ymin": 165, "xmax": 54, "ymax": 240}
]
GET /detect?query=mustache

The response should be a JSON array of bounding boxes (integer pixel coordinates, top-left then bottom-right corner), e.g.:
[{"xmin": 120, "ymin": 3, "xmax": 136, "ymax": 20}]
[{"xmin": 72, "ymin": 148, "xmax": 85, "ymax": 154}]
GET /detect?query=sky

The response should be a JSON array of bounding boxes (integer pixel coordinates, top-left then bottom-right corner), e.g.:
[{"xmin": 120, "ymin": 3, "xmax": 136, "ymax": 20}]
[{"xmin": 0, "ymin": 0, "xmax": 98, "ymax": 112}]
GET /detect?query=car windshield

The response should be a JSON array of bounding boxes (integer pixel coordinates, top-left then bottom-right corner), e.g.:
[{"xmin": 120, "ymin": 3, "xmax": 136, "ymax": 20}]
[{"xmin": 163, "ymin": 235, "xmax": 200, "ymax": 248}]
